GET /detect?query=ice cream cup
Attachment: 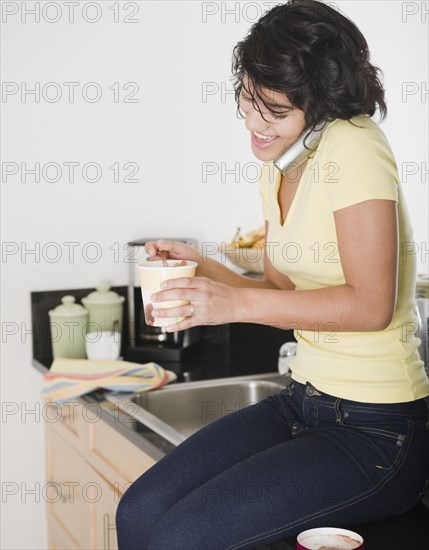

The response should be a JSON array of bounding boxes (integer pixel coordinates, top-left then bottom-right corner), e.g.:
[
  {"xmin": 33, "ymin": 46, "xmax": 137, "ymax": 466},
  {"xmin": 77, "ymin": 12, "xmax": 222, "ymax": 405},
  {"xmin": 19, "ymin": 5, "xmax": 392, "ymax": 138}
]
[
  {"xmin": 296, "ymin": 527, "xmax": 364, "ymax": 550},
  {"xmin": 138, "ymin": 260, "xmax": 198, "ymax": 328}
]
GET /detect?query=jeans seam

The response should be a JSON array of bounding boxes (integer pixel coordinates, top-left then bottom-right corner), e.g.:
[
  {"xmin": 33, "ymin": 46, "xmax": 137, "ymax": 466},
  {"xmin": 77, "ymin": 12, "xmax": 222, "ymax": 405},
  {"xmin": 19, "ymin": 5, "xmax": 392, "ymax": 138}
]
[{"xmin": 226, "ymin": 425, "xmax": 413, "ymax": 550}]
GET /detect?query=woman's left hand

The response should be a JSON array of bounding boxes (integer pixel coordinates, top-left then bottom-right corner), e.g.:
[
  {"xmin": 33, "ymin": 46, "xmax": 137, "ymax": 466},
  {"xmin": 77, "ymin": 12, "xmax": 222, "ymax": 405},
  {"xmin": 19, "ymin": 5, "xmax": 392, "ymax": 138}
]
[{"xmin": 149, "ymin": 276, "xmax": 240, "ymax": 331}]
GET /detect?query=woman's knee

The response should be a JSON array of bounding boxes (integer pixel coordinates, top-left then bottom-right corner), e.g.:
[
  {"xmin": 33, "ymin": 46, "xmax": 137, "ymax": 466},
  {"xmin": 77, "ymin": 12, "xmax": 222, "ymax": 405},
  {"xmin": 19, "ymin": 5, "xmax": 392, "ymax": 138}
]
[
  {"xmin": 146, "ymin": 489, "xmax": 226, "ymax": 550},
  {"xmin": 116, "ymin": 486, "xmax": 139, "ymax": 530},
  {"xmin": 116, "ymin": 479, "xmax": 155, "ymax": 528},
  {"xmin": 147, "ymin": 517, "xmax": 207, "ymax": 550}
]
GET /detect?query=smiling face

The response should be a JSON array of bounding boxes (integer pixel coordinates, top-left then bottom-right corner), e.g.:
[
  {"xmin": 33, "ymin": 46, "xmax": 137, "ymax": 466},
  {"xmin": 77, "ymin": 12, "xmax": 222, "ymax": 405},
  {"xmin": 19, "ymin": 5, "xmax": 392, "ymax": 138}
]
[{"xmin": 238, "ymin": 76, "xmax": 306, "ymax": 162}]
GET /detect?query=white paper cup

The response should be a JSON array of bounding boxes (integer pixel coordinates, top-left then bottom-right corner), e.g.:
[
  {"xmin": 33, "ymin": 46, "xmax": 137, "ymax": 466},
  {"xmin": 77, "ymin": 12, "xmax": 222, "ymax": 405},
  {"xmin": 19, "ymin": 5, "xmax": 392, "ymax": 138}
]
[
  {"xmin": 85, "ymin": 331, "xmax": 121, "ymax": 360},
  {"xmin": 138, "ymin": 260, "xmax": 198, "ymax": 328},
  {"xmin": 296, "ymin": 527, "xmax": 364, "ymax": 550}
]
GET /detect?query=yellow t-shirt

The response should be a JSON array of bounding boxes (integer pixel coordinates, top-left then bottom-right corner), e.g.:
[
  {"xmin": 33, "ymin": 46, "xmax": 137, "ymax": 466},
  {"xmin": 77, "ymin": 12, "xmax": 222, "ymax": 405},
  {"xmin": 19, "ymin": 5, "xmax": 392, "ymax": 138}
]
[{"xmin": 259, "ymin": 114, "xmax": 429, "ymax": 403}]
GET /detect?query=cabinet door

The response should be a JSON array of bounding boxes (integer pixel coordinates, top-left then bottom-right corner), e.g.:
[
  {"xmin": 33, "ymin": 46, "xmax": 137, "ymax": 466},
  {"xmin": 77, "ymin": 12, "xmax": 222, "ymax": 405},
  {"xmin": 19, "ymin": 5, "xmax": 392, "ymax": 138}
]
[
  {"xmin": 47, "ymin": 514, "xmax": 81, "ymax": 550},
  {"xmin": 87, "ymin": 415, "xmax": 156, "ymax": 488},
  {"xmin": 45, "ymin": 425, "xmax": 91, "ymax": 549},
  {"xmin": 46, "ymin": 407, "xmax": 158, "ymax": 549},
  {"xmin": 84, "ymin": 468, "xmax": 122, "ymax": 550},
  {"xmin": 46, "ymin": 401, "xmax": 86, "ymax": 447}
]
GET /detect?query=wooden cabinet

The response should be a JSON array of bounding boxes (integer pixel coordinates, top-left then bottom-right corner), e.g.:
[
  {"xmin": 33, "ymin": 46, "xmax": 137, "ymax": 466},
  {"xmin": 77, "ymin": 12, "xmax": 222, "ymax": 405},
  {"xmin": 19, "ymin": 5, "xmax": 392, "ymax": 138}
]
[
  {"xmin": 45, "ymin": 401, "xmax": 156, "ymax": 550},
  {"xmin": 46, "ymin": 427, "xmax": 91, "ymax": 549},
  {"xmin": 86, "ymin": 468, "xmax": 122, "ymax": 550}
]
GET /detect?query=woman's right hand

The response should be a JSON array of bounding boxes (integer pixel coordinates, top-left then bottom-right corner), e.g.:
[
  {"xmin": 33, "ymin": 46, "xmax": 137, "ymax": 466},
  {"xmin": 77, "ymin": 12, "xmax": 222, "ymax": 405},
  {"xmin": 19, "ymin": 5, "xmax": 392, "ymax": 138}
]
[{"xmin": 144, "ymin": 240, "xmax": 203, "ymax": 265}]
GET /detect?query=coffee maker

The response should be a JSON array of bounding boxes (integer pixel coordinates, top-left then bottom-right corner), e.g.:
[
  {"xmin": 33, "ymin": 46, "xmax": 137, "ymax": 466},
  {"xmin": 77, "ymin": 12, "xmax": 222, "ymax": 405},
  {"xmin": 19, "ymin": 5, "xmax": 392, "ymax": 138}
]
[{"xmin": 125, "ymin": 238, "xmax": 202, "ymax": 363}]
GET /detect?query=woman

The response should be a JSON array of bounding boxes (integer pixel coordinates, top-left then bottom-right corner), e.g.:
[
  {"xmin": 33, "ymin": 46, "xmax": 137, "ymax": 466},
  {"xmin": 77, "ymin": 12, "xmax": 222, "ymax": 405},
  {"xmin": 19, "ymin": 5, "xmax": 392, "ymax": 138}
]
[{"xmin": 116, "ymin": 1, "xmax": 429, "ymax": 548}]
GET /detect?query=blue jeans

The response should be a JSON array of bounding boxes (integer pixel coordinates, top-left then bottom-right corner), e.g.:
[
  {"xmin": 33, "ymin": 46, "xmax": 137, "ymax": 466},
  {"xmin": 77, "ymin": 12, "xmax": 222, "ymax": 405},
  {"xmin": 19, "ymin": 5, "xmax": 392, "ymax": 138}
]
[{"xmin": 116, "ymin": 379, "xmax": 429, "ymax": 550}]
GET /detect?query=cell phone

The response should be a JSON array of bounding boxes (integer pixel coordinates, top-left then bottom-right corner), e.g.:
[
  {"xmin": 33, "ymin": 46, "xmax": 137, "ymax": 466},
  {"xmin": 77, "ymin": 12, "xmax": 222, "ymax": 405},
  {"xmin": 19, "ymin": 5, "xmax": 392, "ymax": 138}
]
[{"xmin": 273, "ymin": 124, "xmax": 327, "ymax": 176}]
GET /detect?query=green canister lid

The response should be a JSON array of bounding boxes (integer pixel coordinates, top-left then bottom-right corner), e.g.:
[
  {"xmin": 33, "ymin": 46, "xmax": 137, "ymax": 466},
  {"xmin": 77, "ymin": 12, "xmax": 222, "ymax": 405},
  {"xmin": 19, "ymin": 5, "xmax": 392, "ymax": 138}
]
[
  {"xmin": 49, "ymin": 295, "xmax": 88, "ymax": 317},
  {"xmin": 82, "ymin": 284, "xmax": 125, "ymax": 305}
]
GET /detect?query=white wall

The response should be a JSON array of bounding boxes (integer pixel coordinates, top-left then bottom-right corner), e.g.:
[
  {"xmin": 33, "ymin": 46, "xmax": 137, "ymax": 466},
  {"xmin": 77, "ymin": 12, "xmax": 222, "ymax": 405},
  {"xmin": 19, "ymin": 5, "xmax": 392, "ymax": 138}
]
[{"xmin": 1, "ymin": 1, "xmax": 427, "ymax": 548}]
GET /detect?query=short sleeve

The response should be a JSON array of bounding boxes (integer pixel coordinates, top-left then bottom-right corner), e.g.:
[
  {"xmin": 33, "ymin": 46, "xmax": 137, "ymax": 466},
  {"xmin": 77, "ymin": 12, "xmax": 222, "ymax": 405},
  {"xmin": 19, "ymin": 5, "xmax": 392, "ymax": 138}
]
[{"xmin": 323, "ymin": 118, "xmax": 399, "ymax": 212}]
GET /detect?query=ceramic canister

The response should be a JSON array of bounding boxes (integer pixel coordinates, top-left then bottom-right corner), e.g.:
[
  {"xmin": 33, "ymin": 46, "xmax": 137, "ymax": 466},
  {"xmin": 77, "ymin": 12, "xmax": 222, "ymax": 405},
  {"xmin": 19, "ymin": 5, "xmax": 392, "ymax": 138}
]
[
  {"xmin": 48, "ymin": 295, "xmax": 88, "ymax": 359},
  {"xmin": 82, "ymin": 284, "xmax": 125, "ymax": 334}
]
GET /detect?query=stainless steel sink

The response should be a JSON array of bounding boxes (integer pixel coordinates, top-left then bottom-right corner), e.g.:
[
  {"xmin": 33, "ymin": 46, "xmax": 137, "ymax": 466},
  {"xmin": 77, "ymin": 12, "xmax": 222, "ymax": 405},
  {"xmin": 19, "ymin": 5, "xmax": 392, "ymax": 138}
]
[{"xmin": 107, "ymin": 372, "xmax": 289, "ymax": 446}]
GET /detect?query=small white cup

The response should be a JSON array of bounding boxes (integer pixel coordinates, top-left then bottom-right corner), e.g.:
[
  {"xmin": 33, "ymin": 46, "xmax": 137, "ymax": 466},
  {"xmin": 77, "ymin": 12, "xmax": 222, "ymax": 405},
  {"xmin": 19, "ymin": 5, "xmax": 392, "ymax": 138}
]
[{"xmin": 85, "ymin": 331, "xmax": 121, "ymax": 360}]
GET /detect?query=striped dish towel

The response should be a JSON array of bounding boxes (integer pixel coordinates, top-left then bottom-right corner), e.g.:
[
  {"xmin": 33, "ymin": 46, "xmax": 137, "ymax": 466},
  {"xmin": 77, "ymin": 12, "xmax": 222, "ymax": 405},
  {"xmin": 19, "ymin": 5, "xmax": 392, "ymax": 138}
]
[{"xmin": 42, "ymin": 358, "xmax": 177, "ymax": 403}]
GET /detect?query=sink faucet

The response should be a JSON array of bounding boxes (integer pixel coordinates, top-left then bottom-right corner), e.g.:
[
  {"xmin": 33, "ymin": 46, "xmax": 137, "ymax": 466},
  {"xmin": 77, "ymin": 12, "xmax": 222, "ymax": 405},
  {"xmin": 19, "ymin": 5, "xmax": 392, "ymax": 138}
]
[{"xmin": 278, "ymin": 342, "xmax": 297, "ymax": 375}]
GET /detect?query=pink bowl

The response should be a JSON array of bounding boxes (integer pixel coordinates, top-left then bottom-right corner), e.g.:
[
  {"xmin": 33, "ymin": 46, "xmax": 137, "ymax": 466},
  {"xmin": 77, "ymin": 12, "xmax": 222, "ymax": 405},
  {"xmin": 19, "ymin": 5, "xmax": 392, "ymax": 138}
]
[{"xmin": 296, "ymin": 527, "xmax": 364, "ymax": 550}]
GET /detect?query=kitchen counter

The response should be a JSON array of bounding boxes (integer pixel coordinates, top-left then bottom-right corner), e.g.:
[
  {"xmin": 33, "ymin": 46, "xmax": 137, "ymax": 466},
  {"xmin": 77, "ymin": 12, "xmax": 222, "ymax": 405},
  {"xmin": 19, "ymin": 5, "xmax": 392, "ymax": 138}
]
[
  {"xmin": 31, "ymin": 285, "xmax": 296, "ymax": 459},
  {"xmin": 31, "ymin": 280, "xmax": 300, "ymax": 548},
  {"xmin": 33, "ymin": 360, "xmax": 299, "ymax": 550},
  {"xmin": 33, "ymin": 314, "xmax": 295, "ymax": 460},
  {"xmin": 32, "ymin": 289, "xmax": 429, "ymax": 550},
  {"xmin": 34, "ymin": 358, "xmax": 175, "ymax": 460},
  {"xmin": 34, "ymin": 357, "xmax": 429, "ymax": 550}
]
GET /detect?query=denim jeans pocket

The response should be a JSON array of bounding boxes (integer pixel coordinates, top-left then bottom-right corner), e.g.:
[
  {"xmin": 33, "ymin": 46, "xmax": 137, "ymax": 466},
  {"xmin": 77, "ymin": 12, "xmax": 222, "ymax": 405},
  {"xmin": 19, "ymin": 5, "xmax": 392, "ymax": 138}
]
[{"xmin": 339, "ymin": 407, "xmax": 410, "ymax": 471}]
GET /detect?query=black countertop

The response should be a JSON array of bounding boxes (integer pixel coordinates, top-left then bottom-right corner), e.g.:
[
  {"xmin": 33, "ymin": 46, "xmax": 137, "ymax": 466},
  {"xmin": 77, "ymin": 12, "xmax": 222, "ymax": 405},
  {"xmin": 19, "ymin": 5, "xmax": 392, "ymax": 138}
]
[{"xmin": 31, "ymin": 285, "xmax": 296, "ymax": 382}]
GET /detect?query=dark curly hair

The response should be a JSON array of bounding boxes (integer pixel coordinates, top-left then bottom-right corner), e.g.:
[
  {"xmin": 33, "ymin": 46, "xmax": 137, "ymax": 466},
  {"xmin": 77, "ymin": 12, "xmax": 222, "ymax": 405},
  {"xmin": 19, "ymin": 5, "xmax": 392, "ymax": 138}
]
[{"xmin": 231, "ymin": 0, "xmax": 387, "ymax": 134}]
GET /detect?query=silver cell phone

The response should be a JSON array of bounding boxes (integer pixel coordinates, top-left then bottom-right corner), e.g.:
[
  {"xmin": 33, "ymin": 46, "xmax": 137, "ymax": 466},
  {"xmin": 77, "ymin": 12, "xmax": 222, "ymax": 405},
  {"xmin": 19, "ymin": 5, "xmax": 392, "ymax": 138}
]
[{"xmin": 273, "ymin": 124, "xmax": 327, "ymax": 176}]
